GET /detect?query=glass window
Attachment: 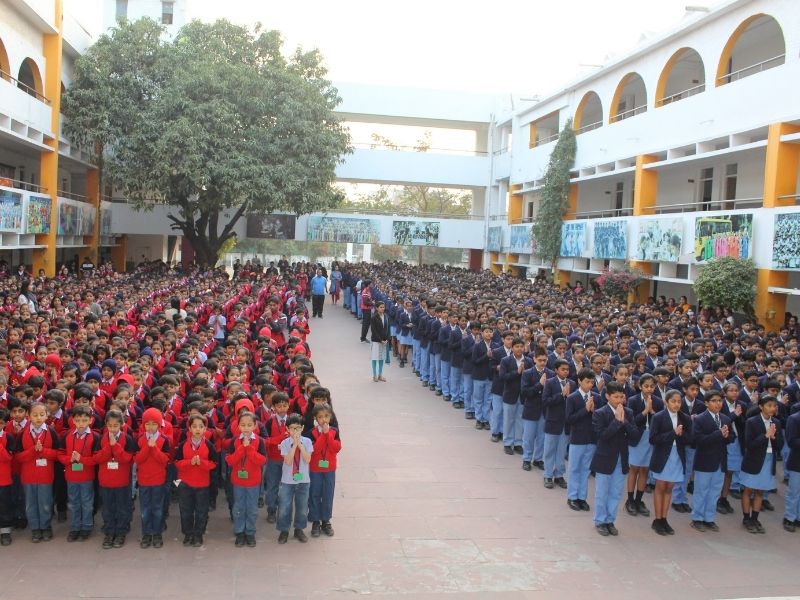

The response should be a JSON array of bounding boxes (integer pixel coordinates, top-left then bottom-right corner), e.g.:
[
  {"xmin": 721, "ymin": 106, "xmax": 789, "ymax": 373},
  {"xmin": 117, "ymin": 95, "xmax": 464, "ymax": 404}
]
[
  {"xmin": 162, "ymin": 1, "xmax": 174, "ymax": 25},
  {"xmin": 115, "ymin": 0, "xmax": 127, "ymax": 19}
]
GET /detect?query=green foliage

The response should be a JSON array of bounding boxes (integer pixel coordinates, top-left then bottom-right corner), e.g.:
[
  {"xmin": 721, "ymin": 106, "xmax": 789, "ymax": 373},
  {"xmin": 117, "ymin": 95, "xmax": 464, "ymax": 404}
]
[
  {"xmin": 693, "ymin": 257, "xmax": 757, "ymax": 315},
  {"xmin": 532, "ymin": 119, "xmax": 576, "ymax": 266},
  {"xmin": 62, "ymin": 18, "xmax": 351, "ymax": 266},
  {"xmin": 595, "ymin": 264, "xmax": 650, "ymax": 300}
]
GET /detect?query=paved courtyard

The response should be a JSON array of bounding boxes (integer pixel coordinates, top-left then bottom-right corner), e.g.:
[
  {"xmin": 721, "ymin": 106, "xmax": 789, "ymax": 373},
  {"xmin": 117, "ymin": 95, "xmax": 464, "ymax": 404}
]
[{"xmin": 1, "ymin": 304, "xmax": 799, "ymax": 599}]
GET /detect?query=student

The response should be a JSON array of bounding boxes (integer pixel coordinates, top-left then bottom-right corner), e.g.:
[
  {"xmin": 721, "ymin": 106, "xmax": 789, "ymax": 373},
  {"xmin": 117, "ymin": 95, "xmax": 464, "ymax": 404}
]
[
  {"xmin": 488, "ymin": 331, "xmax": 514, "ymax": 442},
  {"xmin": 691, "ymin": 390, "xmax": 735, "ymax": 532},
  {"xmin": 308, "ymin": 402, "xmax": 341, "ymax": 537},
  {"xmin": 519, "ymin": 348, "xmax": 552, "ymax": 471},
  {"xmin": 718, "ymin": 381, "xmax": 745, "ymax": 513},
  {"xmin": 649, "ymin": 390, "xmax": 692, "ymax": 535},
  {"xmin": 542, "ymin": 360, "xmax": 575, "ymax": 489},
  {"xmin": 226, "ymin": 411, "xmax": 267, "ymax": 547},
  {"xmin": 565, "ymin": 368, "xmax": 600, "ymax": 511},
  {"xmin": 625, "ymin": 374, "xmax": 662, "ymax": 517},
  {"xmin": 671, "ymin": 376, "xmax": 703, "ymax": 513},
  {"xmin": 784, "ymin": 407, "xmax": 800, "ymax": 532},
  {"xmin": 135, "ymin": 407, "xmax": 171, "ymax": 549},
  {"xmin": 0, "ymin": 409, "xmax": 13, "ymax": 545},
  {"xmin": 739, "ymin": 395, "xmax": 783, "ymax": 534},
  {"xmin": 96, "ymin": 410, "xmax": 136, "ymax": 549},
  {"xmin": 59, "ymin": 405, "xmax": 100, "ymax": 542},
  {"xmin": 277, "ymin": 413, "xmax": 313, "ymax": 544},
  {"xmin": 590, "ymin": 381, "xmax": 641, "ymax": 536},
  {"xmin": 470, "ymin": 325, "xmax": 494, "ymax": 432},
  {"xmin": 499, "ymin": 337, "xmax": 533, "ymax": 455},
  {"xmin": 175, "ymin": 414, "xmax": 218, "ymax": 547},
  {"xmin": 264, "ymin": 392, "xmax": 291, "ymax": 524}
]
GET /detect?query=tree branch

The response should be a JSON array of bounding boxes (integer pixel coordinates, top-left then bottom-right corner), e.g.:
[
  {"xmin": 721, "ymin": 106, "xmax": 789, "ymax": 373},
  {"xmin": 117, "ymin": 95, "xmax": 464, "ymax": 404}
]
[{"xmin": 218, "ymin": 200, "xmax": 250, "ymax": 242}]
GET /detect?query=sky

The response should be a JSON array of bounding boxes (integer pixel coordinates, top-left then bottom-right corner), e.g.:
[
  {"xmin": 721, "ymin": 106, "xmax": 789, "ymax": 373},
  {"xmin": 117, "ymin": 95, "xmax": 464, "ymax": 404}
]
[{"xmin": 73, "ymin": 0, "xmax": 723, "ymax": 97}]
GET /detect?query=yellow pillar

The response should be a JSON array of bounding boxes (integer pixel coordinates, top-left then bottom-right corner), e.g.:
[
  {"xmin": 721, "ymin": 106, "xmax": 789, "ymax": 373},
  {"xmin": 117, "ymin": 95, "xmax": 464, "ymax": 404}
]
[
  {"xmin": 507, "ymin": 184, "xmax": 523, "ymax": 224},
  {"xmin": 111, "ymin": 234, "xmax": 128, "ymax": 273},
  {"xmin": 633, "ymin": 154, "xmax": 659, "ymax": 216},
  {"xmin": 763, "ymin": 123, "xmax": 800, "ymax": 208},
  {"xmin": 84, "ymin": 168, "xmax": 100, "ymax": 265},
  {"xmin": 489, "ymin": 252, "xmax": 501, "ymax": 275},
  {"xmin": 627, "ymin": 261, "xmax": 653, "ymax": 306},
  {"xmin": 754, "ymin": 269, "xmax": 787, "ymax": 332},
  {"xmin": 33, "ymin": 0, "xmax": 63, "ymax": 277}
]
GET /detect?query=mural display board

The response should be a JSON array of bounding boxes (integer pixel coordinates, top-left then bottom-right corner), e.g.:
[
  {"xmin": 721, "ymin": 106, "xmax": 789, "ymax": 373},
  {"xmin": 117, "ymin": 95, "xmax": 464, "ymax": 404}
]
[
  {"xmin": 392, "ymin": 220, "xmax": 440, "ymax": 246},
  {"xmin": 246, "ymin": 214, "xmax": 296, "ymax": 239},
  {"xmin": 26, "ymin": 195, "xmax": 51, "ymax": 234},
  {"xmin": 694, "ymin": 213, "xmax": 752, "ymax": 262},
  {"xmin": 486, "ymin": 226, "xmax": 502, "ymax": 252},
  {"xmin": 560, "ymin": 222, "xmax": 587, "ymax": 257},
  {"xmin": 636, "ymin": 218, "xmax": 683, "ymax": 262},
  {"xmin": 306, "ymin": 216, "xmax": 380, "ymax": 243},
  {"xmin": 773, "ymin": 213, "xmax": 800, "ymax": 269},
  {"xmin": 509, "ymin": 224, "xmax": 533, "ymax": 253},
  {"xmin": 0, "ymin": 189, "xmax": 23, "ymax": 232},
  {"xmin": 593, "ymin": 221, "xmax": 627, "ymax": 259}
]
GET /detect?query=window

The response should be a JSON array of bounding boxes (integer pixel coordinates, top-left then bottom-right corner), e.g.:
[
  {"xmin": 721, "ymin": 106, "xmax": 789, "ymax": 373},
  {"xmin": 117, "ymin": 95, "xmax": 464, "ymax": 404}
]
[
  {"xmin": 614, "ymin": 182, "xmax": 624, "ymax": 213},
  {"xmin": 115, "ymin": 0, "xmax": 127, "ymax": 19},
  {"xmin": 698, "ymin": 167, "xmax": 714, "ymax": 211},
  {"xmin": 723, "ymin": 163, "xmax": 737, "ymax": 210},
  {"xmin": 161, "ymin": 1, "xmax": 174, "ymax": 25}
]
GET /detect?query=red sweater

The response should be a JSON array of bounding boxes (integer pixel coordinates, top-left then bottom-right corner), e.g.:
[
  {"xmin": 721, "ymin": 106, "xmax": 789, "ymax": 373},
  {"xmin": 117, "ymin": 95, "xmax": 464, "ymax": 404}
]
[
  {"xmin": 265, "ymin": 415, "xmax": 290, "ymax": 462},
  {"xmin": 15, "ymin": 425, "xmax": 60, "ymax": 485},
  {"xmin": 225, "ymin": 436, "xmax": 267, "ymax": 487},
  {"xmin": 95, "ymin": 432, "xmax": 136, "ymax": 488},
  {"xmin": 0, "ymin": 432, "xmax": 12, "ymax": 486},
  {"xmin": 309, "ymin": 427, "xmax": 342, "ymax": 473},
  {"xmin": 134, "ymin": 434, "xmax": 171, "ymax": 486},
  {"xmin": 174, "ymin": 438, "xmax": 217, "ymax": 488},
  {"xmin": 59, "ymin": 430, "xmax": 100, "ymax": 483}
]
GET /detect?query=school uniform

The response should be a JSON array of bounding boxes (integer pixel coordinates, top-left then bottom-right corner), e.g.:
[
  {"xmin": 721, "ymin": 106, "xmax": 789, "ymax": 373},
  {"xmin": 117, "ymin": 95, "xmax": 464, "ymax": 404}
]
[
  {"xmin": 226, "ymin": 434, "xmax": 268, "ymax": 537},
  {"xmin": 134, "ymin": 432, "xmax": 171, "ymax": 537},
  {"xmin": 308, "ymin": 426, "xmax": 341, "ymax": 525},
  {"xmin": 671, "ymin": 396, "xmax": 704, "ymax": 505},
  {"xmin": 461, "ymin": 334, "xmax": 476, "ymax": 416},
  {"xmin": 489, "ymin": 346, "xmax": 512, "ymax": 435},
  {"xmin": 0, "ymin": 431, "xmax": 13, "ymax": 535},
  {"xmin": 428, "ymin": 316, "xmax": 442, "ymax": 392},
  {"xmin": 784, "ymin": 412, "xmax": 800, "ymax": 524},
  {"xmin": 15, "ymin": 424, "xmax": 60, "ymax": 532},
  {"xmin": 565, "ymin": 390, "xmax": 601, "ymax": 503},
  {"xmin": 520, "ymin": 366, "xmax": 554, "ymax": 464},
  {"xmin": 174, "ymin": 436, "xmax": 218, "ymax": 540},
  {"xmin": 649, "ymin": 409, "xmax": 692, "ymax": 482},
  {"xmin": 590, "ymin": 403, "xmax": 641, "ymax": 527},
  {"xmin": 499, "ymin": 354, "xmax": 534, "ymax": 448},
  {"xmin": 277, "ymin": 435, "xmax": 314, "ymax": 533},
  {"xmin": 542, "ymin": 376, "xmax": 576, "ymax": 480},
  {"xmin": 448, "ymin": 326, "xmax": 464, "ymax": 406},
  {"xmin": 438, "ymin": 321, "xmax": 453, "ymax": 398},
  {"xmin": 411, "ymin": 305, "xmax": 424, "ymax": 374},
  {"xmin": 264, "ymin": 415, "xmax": 290, "ymax": 515},
  {"xmin": 740, "ymin": 414, "xmax": 783, "ymax": 491},
  {"xmin": 721, "ymin": 398, "xmax": 746, "ymax": 491},
  {"xmin": 470, "ymin": 339, "xmax": 492, "ymax": 426},
  {"xmin": 627, "ymin": 394, "xmax": 664, "ymax": 467},
  {"xmin": 96, "ymin": 431, "xmax": 137, "ymax": 537},
  {"xmin": 60, "ymin": 429, "xmax": 101, "ymax": 534},
  {"xmin": 691, "ymin": 410, "xmax": 736, "ymax": 523},
  {"xmin": 417, "ymin": 314, "xmax": 430, "ymax": 384}
]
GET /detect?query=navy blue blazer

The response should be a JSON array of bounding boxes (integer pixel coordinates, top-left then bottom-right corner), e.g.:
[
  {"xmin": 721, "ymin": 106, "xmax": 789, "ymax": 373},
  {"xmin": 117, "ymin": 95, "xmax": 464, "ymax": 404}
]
[
  {"xmin": 428, "ymin": 318, "xmax": 442, "ymax": 354},
  {"xmin": 692, "ymin": 410, "xmax": 736, "ymax": 472},
  {"xmin": 542, "ymin": 376, "xmax": 576, "ymax": 435},
  {"xmin": 520, "ymin": 367, "xmax": 554, "ymax": 421},
  {"xmin": 648, "ymin": 409, "xmax": 693, "ymax": 473},
  {"xmin": 741, "ymin": 414, "xmax": 783, "ymax": 476},
  {"xmin": 438, "ymin": 323, "xmax": 452, "ymax": 361},
  {"xmin": 461, "ymin": 335, "xmax": 477, "ymax": 376},
  {"xmin": 627, "ymin": 393, "xmax": 665, "ymax": 438},
  {"xmin": 680, "ymin": 396, "xmax": 707, "ymax": 416},
  {"xmin": 590, "ymin": 403, "xmax": 641, "ymax": 475},
  {"xmin": 490, "ymin": 347, "xmax": 511, "ymax": 395},
  {"xmin": 417, "ymin": 314, "xmax": 430, "ymax": 348},
  {"xmin": 396, "ymin": 309, "xmax": 412, "ymax": 336},
  {"xmin": 785, "ymin": 412, "xmax": 800, "ymax": 473},
  {"xmin": 566, "ymin": 390, "xmax": 602, "ymax": 445},
  {"xmin": 448, "ymin": 327, "xmax": 464, "ymax": 369},
  {"xmin": 499, "ymin": 354, "xmax": 534, "ymax": 404},
  {"xmin": 471, "ymin": 340, "xmax": 492, "ymax": 381}
]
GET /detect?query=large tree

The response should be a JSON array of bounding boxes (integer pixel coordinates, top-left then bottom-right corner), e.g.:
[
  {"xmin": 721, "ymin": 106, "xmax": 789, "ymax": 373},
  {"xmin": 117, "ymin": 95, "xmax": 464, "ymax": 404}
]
[{"xmin": 62, "ymin": 18, "xmax": 351, "ymax": 266}]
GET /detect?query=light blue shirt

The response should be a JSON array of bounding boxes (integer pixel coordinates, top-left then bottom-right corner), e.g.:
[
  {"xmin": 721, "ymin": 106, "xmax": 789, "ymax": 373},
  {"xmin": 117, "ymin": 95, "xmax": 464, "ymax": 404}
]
[
  {"xmin": 279, "ymin": 436, "xmax": 313, "ymax": 484},
  {"xmin": 310, "ymin": 275, "xmax": 327, "ymax": 296}
]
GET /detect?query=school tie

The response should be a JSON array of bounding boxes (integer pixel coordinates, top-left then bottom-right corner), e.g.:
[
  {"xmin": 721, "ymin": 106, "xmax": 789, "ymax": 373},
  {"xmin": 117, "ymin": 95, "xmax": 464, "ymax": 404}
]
[
  {"xmin": 292, "ymin": 446, "xmax": 301, "ymax": 476},
  {"xmin": 714, "ymin": 413, "xmax": 721, "ymax": 429}
]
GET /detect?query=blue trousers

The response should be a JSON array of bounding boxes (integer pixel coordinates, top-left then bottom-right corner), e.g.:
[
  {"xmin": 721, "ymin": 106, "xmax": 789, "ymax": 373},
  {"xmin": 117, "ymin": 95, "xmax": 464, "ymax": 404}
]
[
  {"xmin": 67, "ymin": 481, "xmax": 94, "ymax": 532},
  {"xmin": 419, "ymin": 346, "xmax": 430, "ymax": 383},
  {"xmin": 265, "ymin": 459, "xmax": 283, "ymax": 512},
  {"xmin": 412, "ymin": 339, "xmax": 420, "ymax": 371},
  {"xmin": 567, "ymin": 444, "xmax": 596, "ymax": 500},
  {"xmin": 100, "ymin": 485, "xmax": 132, "ymax": 536},
  {"xmin": 449, "ymin": 366, "xmax": 462, "ymax": 403},
  {"xmin": 277, "ymin": 482, "xmax": 309, "ymax": 532},
  {"xmin": 309, "ymin": 470, "xmax": 336, "ymax": 523},
  {"xmin": 544, "ymin": 432, "xmax": 567, "ymax": 479},
  {"xmin": 522, "ymin": 417, "xmax": 545, "ymax": 462},
  {"xmin": 472, "ymin": 379, "xmax": 490, "ymax": 423},
  {"xmin": 594, "ymin": 458, "xmax": 625, "ymax": 525},
  {"xmin": 671, "ymin": 447, "xmax": 696, "ymax": 504},
  {"xmin": 462, "ymin": 373, "xmax": 473, "ymax": 412},
  {"xmin": 489, "ymin": 393, "xmax": 504, "ymax": 435},
  {"xmin": 440, "ymin": 359, "xmax": 451, "ymax": 397},
  {"xmin": 233, "ymin": 485, "xmax": 260, "ymax": 535},
  {"xmin": 430, "ymin": 353, "xmax": 440, "ymax": 390},
  {"xmin": 691, "ymin": 469, "xmax": 724, "ymax": 523},
  {"xmin": 785, "ymin": 471, "xmax": 800, "ymax": 522},
  {"xmin": 24, "ymin": 483, "xmax": 53, "ymax": 530},
  {"xmin": 139, "ymin": 484, "xmax": 165, "ymax": 536},
  {"xmin": 502, "ymin": 401, "xmax": 523, "ymax": 446}
]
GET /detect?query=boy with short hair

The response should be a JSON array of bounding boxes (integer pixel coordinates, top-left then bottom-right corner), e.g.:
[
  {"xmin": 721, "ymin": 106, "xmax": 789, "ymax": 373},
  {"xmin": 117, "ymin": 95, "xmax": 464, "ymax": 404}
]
[
  {"xmin": 276, "ymin": 413, "xmax": 313, "ymax": 544},
  {"xmin": 264, "ymin": 392, "xmax": 291, "ymax": 523},
  {"xmin": 59, "ymin": 405, "xmax": 100, "ymax": 541}
]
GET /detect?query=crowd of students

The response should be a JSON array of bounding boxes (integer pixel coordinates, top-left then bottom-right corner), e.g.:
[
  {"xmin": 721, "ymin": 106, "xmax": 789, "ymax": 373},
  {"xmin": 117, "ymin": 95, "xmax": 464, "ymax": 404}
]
[
  {"xmin": 0, "ymin": 259, "xmax": 341, "ymax": 548},
  {"xmin": 340, "ymin": 261, "xmax": 800, "ymax": 537}
]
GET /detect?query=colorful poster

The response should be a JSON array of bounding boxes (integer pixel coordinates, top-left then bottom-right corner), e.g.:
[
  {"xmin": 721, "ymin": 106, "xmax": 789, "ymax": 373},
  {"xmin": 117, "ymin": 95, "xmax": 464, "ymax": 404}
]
[
  {"xmin": 772, "ymin": 213, "xmax": 800, "ymax": 269},
  {"xmin": 100, "ymin": 208, "xmax": 112, "ymax": 236},
  {"xmin": 58, "ymin": 202, "xmax": 79, "ymax": 235},
  {"xmin": 392, "ymin": 220, "xmax": 440, "ymax": 246},
  {"xmin": 78, "ymin": 204, "xmax": 96, "ymax": 235},
  {"xmin": 636, "ymin": 218, "xmax": 683, "ymax": 262},
  {"xmin": 306, "ymin": 216, "xmax": 380, "ymax": 243},
  {"xmin": 694, "ymin": 213, "xmax": 752, "ymax": 262},
  {"xmin": 593, "ymin": 221, "xmax": 627, "ymax": 259},
  {"xmin": 246, "ymin": 214, "xmax": 296, "ymax": 239},
  {"xmin": 26, "ymin": 195, "xmax": 51, "ymax": 234},
  {"xmin": 486, "ymin": 226, "xmax": 502, "ymax": 252},
  {"xmin": 560, "ymin": 222, "xmax": 587, "ymax": 257},
  {"xmin": 0, "ymin": 190, "xmax": 23, "ymax": 232},
  {"xmin": 509, "ymin": 224, "xmax": 533, "ymax": 253}
]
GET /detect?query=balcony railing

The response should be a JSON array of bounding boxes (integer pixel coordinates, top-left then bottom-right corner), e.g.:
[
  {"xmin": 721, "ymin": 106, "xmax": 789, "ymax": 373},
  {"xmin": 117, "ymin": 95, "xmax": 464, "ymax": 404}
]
[
  {"xmin": 350, "ymin": 142, "xmax": 488, "ymax": 157},
  {"xmin": 652, "ymin": 197, "xmax": 763, "ymax": 214},
  {"xmin": 531, "ymin": 131, "xmax": 559, "ymax": 147},
  {"xmin": 319, "ymin": 206, "xmax": 485, "ymax": 220},
  {"xmin": 576, "ymin": 120, "xmax": 603, "ymax": 135},
  {"xmin": 57, "ymin": 190, "xmax": 90, "ymax": 202},
  {"xmin": 574, "ymin": 207, "xmax": 634, "ymax": 219},
  {"xmin": 717, "ymin": 54, "xmax": 785, "ymax": 85},
  {"xmin": 610, "ymin": 104, "xmax": 647, "ymax": 123},
  {"xmin": 0, "ymin": 69, "xmax": 51, "ymax": 105},
  {"xmin": 0, "ymin": 178, "xmax": 48, "ymax": 193},
  {"xmin": 657, "ymin": 83, "xmax": 706, "ymax": 107}
]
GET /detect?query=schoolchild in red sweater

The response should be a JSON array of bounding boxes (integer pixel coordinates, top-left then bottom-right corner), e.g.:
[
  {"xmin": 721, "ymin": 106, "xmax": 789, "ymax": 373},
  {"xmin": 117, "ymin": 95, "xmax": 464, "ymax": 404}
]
[
  {"xmin": 226, "ymin": 411, "xmax": 267, "ymax": 547},
  {"xmin": 264, "ymin": 392, "xmax": 291, "ymax": 523},
  {"xmin": 96, "ymin": 410, "xmax": 136, "ymax": 549},
  {"xmin": 59, "ymin": 405, "xmax": 100, "ymax": 541},
  {"xmin": 308, "ymin": 402, "xmax": 341, "ymax": 538},
  {"xmin": 6, "ymin": 397, "xmax": 28, "ymax": 528},
  {"xmin": 135, "ymin": 407, "xmax": 171, "ymax": 549},
  {"xmin": 44, "ymin": 389, "xmax": 69, "ymax": 523},
  {"xmin": 174, "ymin": 414, "xmax": 217, "ymax": 547},
  {"xmin": 0, "ymin": 408, "xmax": 14, "ymax": 545},
  {"xmin": 15, "ymin": 402, "xmax": 60, "ymax": 542}
]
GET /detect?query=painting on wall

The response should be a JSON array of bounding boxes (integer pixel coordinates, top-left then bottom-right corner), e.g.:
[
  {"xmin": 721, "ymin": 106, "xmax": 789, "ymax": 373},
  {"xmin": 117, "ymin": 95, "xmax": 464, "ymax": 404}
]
[
  {"xmin": 559, "ymin": 222, "xmax": 587, "ymax": 257},
  {"xmin": 772, "ymin": 213, "xmax": 800, "ymax": 269},
  {"xmin": 694, "ymin": 213, "xmax": 752, "ymax": 262},
  {"xmin": 593, "ymin": 221, "xmax": 627, "ymax": 259},
  {"xmin": 246, "ymin": 214, "xmax": 296, "ymax": 239},
  {"xmin": 306, "ymin": 216, "xmax": 380, "ymax": 243},
  {"xmin": 392, "ymin": 220, "xmax": 440, "ymax": 246},
  {"xmin": 486, "ymin": 226, "xmax": 502, "ymax": 252},
  {"xmin": 0, "ymin": 190, "xmax": 23, "ymax": 233},
  {"xmin": 636, "ymin": 218, "xmax": 683, "ymax": 262},
  {"xmin": 509, "ymin": 224, "xmax": 533, "ymax": 253},
  {"xmin": 25, "ymin": 195, "xmax": 51, "ymax": 234}
]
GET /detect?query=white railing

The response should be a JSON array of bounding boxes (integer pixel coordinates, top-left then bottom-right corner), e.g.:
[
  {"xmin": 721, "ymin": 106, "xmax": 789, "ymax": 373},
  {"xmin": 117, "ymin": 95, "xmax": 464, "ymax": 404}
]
[
  {"xmin": 576, "ymin": 120, "xmax": 603, "ymax": 135},
  {"xmin": 610, "ymin": 104, "xmax": 647, "ymax": 123},
  {"xmin": 657, "ymin": 83, "xmax": 706, "ymax": 106},
  {"xmin": 717, "ymin": 54, "xmax": 785, "ymax": 85}
]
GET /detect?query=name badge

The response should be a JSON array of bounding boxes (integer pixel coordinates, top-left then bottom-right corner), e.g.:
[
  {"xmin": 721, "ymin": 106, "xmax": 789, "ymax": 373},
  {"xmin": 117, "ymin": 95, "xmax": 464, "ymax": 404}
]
[
  {"xmin": 292, "ymin": 472, "xmax": 303, "ymax": 482},
  {"xmin": 35, "ymin": 458, "xmax": 47, "ymax": 467},
  {"xmin": 107, "ymin": 461, "xmax": 119, "ymax": 470},
  {"xmin": 237, "ymin": 470, "xmax": 249, "ymax": 479},
  {"xmin": 317, "ymin": 460, "xmax": 329, "ymax": 468},
  {"xmin": 71, "ymin": 463, "xmax": 84, "ymax": 472}
]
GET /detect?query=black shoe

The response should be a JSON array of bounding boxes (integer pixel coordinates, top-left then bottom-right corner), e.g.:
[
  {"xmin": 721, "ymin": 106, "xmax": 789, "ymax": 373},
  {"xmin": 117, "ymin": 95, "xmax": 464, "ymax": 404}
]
[
  {"xmin": 504, "ymin": 446, "xmax": 513, "ymax": 455},
  {"xmin": 687, "ymin": 480, "xmax": 694, "ymax": 495},
  {"xmin": 311, "ymin": 521, "xmax": 321, "ymax": 537},
  {"xmin": 191, "ymin": 535, "xmax": 203, "ymax": 547},
  {"xmin": 266, "ymin": 510, "xmax": 277, "ymax": 523},
  {"xmin": 533, "ymin": 460, "xmax": 544, "ymax": 470},
  {"xmin": 444, "ymin": 396, "xmax": 451, "ymax": 402},
  {"xmin": 475, "ymin": 421, "xmax": 483, "ymax": 430},
  {"xmin": 544, "ymin": 478, "xmax": 554, "ymax": 489},
  {"xmin": 522, "ymin": 461, "xmax": 532, "ymax": 471},
  {"xmin": 652, "ymin": 519, "xmax": 667, "ymax": 536},
  {"xmin": 430, "ymin": 384, "xmax": 437, "ymax": 391},
  {"xmin": 57, "ymin": 510, "xmax": 67, "ymax": 523},
  {"xmin": 606, "ymin": 523, "xmax": 619, "ymax": 536},
  {"xmin": 321, "ymin": 522, "xmax": 334, "ymax": 536},
  {"xmin": 514, "ymin": 446, "xmax": 523, "ymax": 455},
  {"xmin": 78, "ymin": 530, "xmax": 90, "ymax": 541},
  {"xmin": 753, "ymin": 519, "xmax": 766, "ymax": 534},
  {"xmin": 465, "ymin": 412, "xmax": 475, "ymax": 420},
  {"xmin": 258, "ymin": 497, "xmax": 264, "ymax": 508},
  {"xmin": 567, "ymin": 499, "xmax": 582, "ymax": 511},
  {"xmin": 743, "ymin": 519, "xmax": 759, "ymax": 534},
  {"xmin": 681, "ymin": 503, "xmax": 692, "ymax": 513},
  {"xmin": 704, "ymin": 522, "xmax": 719, "ymax": 532},
  {"xmin": 278, "ymin": 531, "xmax": 289, "ymax": 544},
  {"xmin": 761, "ymin": 499, "xmax": 775, "ymax": 511},
  {"xmin": 183, "ymin": 534, "xmax": 193, "ymax": 546},
  {"xmin": 491, "ymin": 433, "xmax": 502, "ymax": 443},
  {"xmin": 235, "ymin": 533, "xmax": 245, "ymax": 547},
  {"xmin": 554, "ymin": 477, "xmax": 567, "ymax": 489},
  {"xmin": 102, "ymin": 534, "xmax": 113, "ymax": 549},
  {"xmin": 595, "ymin": 524, "xmax": 610, "ymax": 536},
  {"xmin": 435, "ymin": 390, "xmax": 443, "ymax": 396},
  {"xmin": 625, "ymin": 499, "xmax": 637, "ymax": 516},
  {"xmin": 636, "ymin": 500, "xmax": 650, "ymax": 517},
  {"xmin": 691, "ymin": 520, "xmax": 706, "ymax": 532},
  {"xmin": 31, "ymin": 529, "xmax": 42, "ymax": 543},
  {"xmin": 294, "ymin": 528, "xmax": 308, "ymax": 543},
  {"xmin": 68, "ymin": 531, "xmax": 80, "ymax": 543},
  {"xmin": 579, "ymin": 500, "xmax": 590, "ymax": 511},
  {"xmin": 246, "ymin": 534, "xmax": 256, "ymax": 547},
  {"xmin": 645, "ymin": 483, "xmax": 655, "ymax": 493},
  {"xmin": 14, "ymin": 518, "xmax": 27, "ymax": 530},
  {"xmin": 0, "ymin": 533, "xmax": 10, "ymax": 546},
  {"xmin": 717, "ymin": 498, "xmax": 734, "ymax": 514},
  {"xmin": 140, "ymin": 535, "xmax": 152, "ymax": 548},
  {"xmin": 152, "ymin": 534, "xmax": 163, "ymax": 548},
  {"xmin": 112, "ymin": 535, "xmax": 125, "ymax": 548},
  {"xmin": 662, "ymin": 520, "xmax": 675, "ymax": 535},
  {"xmin": 671, "ymin": 502, "xmax": 686, "ymax": 514},
  {"xmin": 783, "ymin": 519, "xmax": 797, "ymax": 533},
  {"xmin": 454, "ymin": 401, "xmax": 464, "ymax": 409}
]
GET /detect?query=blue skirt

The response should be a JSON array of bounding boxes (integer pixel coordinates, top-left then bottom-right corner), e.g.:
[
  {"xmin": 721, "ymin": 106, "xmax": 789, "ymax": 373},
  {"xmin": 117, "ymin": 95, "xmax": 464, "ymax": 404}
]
[
  {"xmin": 399, "ymin": 333, "xmax": 413, "ymax": 346},
  {"xmin": 726, "ymin": 440, "xmax": 743, "ymax": 472},
  {"xmin": 628, "ymin": 431, "xmax": 652, "ymax": 467},
  {"xmin": 653, "ymin": 446, "xmax": 684, "ymax": 483},
  {"xmin": 739, "ymin": 453, "xmax": 774, "ymax": 491},
  {"xmin": 390, "ymin": 325, "xmax": 399, "ymax": 337}
]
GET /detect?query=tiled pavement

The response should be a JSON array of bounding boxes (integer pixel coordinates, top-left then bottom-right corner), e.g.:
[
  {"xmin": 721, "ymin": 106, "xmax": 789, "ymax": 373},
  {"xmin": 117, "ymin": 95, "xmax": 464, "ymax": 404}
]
[{"xmin": 2, "ymin": 303, "xmax": 798, "ymax": 599}]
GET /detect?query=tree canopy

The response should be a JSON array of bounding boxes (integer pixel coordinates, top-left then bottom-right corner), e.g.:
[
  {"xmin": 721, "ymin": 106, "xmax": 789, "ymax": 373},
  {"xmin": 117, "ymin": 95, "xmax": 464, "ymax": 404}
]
[
  {"xmin": 693, "ymin": 257, "xmax": 757, "ymax": 317},
  {"xmin": 62, "ymin": 18, "xmax": 351, "ymax": 265}
]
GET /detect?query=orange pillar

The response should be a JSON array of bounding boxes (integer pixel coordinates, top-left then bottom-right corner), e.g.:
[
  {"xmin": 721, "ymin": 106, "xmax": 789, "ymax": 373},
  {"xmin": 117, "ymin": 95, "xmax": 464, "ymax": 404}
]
[
  {"xmin": 755, "ymin": 269, "xmax": 787, "ymax": 331},
  {"xmin": 633, "ymin": 154, "xmax": 659, "ymax": 216},
  {"xmin": 507, "ymin": 184, "xmax": 523, "ymax": 224},
  {"xmin": 111, "ymin": 234, "xmax": 128, "ymax": 273},
  {"xmin": 763, "ymin": 123, "xmax": 800, "ymax": 207}
]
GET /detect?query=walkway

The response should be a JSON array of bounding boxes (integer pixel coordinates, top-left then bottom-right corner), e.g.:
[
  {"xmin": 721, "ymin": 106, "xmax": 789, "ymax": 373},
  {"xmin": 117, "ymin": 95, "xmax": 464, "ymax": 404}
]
[{"xmin": 1, "ymin": 304, "xmax": 798, "ymax": 599}]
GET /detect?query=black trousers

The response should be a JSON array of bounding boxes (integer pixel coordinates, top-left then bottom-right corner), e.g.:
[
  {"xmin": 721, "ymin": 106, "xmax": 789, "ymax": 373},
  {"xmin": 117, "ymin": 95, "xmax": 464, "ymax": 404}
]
[
  {"xmin": 0, "ymin": 485, "xmax": 13, "ymax": 529},
  {"xmin": 360, "ymin": 309, "xmax": 372, "ymax": 341},
  {"xmin": 312, "ymin": 294, "xmax": 325, "ymax": 317},
  {"xmin": 178, "ymin": 482, "xmax": 209, "ymax": 537}
]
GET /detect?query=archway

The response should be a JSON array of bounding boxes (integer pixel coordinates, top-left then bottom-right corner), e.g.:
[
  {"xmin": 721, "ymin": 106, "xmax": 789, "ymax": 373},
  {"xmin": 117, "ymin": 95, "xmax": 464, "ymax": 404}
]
[
  {"xmin": 609, "ymin": 73, "xmax": 647, "ymax": 123},
  {"xmin": 574, "ymin": 91, "xmax": 603, "ymax": 134},
  {"xmin": 716, "ymin": 14, "xmax": 785, "ymax": 86},
  {"xmin": 656, "ymin": 47, "xmax": 705, "ymax": 106},
  {"xmin": 17, "ymin": 58, "xmax": 43, "ymax": 98}
]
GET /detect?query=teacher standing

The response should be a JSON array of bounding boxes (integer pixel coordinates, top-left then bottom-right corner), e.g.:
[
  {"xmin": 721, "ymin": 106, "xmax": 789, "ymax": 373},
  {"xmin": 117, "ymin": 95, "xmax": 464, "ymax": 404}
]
[
  {"xmin": 310, "ymin": 268, "xmax": 328, "ymax": 318},
  {"xmin": 370, "ymin": 301, "xmax": 390, "ymax": 382}
]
